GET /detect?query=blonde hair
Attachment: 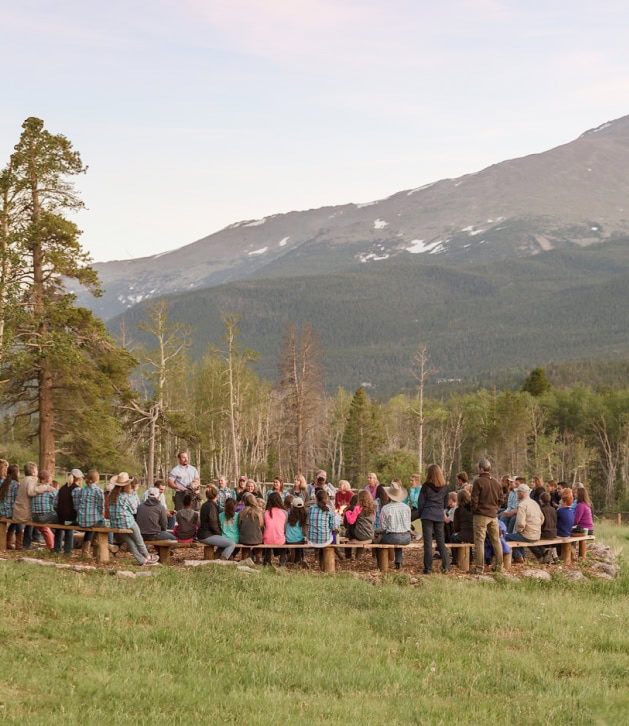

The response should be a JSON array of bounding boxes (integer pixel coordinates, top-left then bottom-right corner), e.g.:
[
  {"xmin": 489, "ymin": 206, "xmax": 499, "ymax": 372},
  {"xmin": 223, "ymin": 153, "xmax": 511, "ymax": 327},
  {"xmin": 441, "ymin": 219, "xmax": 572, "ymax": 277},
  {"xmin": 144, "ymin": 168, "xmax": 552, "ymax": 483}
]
[{"xmin": 338, "ymin": 480, "xmax": 351, "ymax": 492}]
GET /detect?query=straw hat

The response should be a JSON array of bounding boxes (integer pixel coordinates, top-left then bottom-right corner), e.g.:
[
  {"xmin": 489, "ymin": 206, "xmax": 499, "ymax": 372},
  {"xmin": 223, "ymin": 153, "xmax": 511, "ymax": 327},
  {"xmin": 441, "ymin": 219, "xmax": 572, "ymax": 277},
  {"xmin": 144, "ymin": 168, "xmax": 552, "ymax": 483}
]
[
  {"xmin": 385, "ymin": 482, "xmax": 407, "ymax": 502},
  {"xmin": 109, "ymin": 472, "xmax": 131, "ymax": 487}
]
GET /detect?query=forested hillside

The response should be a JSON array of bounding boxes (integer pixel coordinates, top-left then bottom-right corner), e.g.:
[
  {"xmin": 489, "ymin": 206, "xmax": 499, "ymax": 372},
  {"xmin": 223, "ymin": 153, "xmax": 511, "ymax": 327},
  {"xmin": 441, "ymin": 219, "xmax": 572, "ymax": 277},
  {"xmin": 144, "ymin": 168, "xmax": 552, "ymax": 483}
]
[{"xmin": 111, "ymin": 239, "xmax": 629, "ymax": 394}]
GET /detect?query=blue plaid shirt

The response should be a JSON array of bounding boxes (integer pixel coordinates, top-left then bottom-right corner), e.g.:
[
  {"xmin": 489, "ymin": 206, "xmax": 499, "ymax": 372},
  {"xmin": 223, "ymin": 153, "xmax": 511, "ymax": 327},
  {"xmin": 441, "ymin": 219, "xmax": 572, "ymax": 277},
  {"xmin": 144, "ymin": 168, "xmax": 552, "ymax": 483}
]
[
  {"xmin": 31, "ymin": 489, "xmax": 57, "ymax": 516},
  {"xmin": 73, "ymin": 484, "xmax": 105, "ymax": 527},
  {"xmin": 108, "ymin": 492, "xmax": 135, "ymax": 529},
  {"xmin": 306, "ymin": 504, "xmax": 335, "ymax": 545},
  {"xmin": 218, "ymin": 487, "xmax": 236, "ymax": 512},
  {"xmin": 0, "ymin": 480, "xmax": 19, "ymax": 518}
]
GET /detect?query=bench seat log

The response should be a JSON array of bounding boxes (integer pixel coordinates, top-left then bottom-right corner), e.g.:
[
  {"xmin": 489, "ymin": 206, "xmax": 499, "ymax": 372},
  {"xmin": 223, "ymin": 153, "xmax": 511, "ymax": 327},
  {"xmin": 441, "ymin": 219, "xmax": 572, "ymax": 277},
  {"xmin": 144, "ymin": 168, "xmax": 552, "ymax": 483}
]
[{"xmin": 0, "ymin": 517, "xmax": 132, "ymax": 563}]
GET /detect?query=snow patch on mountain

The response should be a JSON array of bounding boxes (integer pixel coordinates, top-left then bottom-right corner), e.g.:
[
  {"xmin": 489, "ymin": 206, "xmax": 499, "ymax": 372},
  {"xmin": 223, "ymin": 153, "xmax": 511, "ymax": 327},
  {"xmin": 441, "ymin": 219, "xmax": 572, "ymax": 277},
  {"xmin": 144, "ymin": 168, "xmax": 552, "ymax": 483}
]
[
  {"xmin": 373, "ymin": 219, "xmax": 388, "ymax": 230},
  {"xmin": 248, "ymin": 246, "xmax": 268, "ymax": 256},
  {"xmin": 356, "ymin": 201, "xmax": 377, "ymax": 208},
  {"xmin": 244, "ymin": 218, "xmax": 267, "ymax": 227},
  {"xmin": 407, "ymin": 183, "xmax": 435, "ymax": 196},
  {"xmin": 279, "ymin": 237, "xmax": 289, "ymax": 247},
  {"xmin": 406, "ymin": 239, "xmax": 442, "ymax": 254}
]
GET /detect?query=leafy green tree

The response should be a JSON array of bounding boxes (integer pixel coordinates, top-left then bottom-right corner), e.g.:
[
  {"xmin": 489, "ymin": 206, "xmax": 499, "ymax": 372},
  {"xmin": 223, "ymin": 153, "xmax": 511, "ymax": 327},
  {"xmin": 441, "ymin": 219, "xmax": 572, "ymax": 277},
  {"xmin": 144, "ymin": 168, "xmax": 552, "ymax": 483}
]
[
  {"xmin": 1, "ymin": 118, "xmax": 134, "ymax": 471},
  {"xmin": 521, "ymin": 367, "xmax": 552, "ymax": 397},
  {"xmin": 342, "ymin": 387, "xmax": 383, "ymax": 485}
]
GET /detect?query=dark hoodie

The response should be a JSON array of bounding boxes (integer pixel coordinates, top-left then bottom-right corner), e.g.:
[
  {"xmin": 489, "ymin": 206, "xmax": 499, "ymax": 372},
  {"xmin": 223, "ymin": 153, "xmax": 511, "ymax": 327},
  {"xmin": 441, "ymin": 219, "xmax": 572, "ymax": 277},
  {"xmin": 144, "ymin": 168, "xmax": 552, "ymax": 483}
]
[
  {"xmin": 416, "ymin": 482, "xmax": 449, "ymax": 522},
  {"xmin": 136, "ymin": 497, "xmax": 169, "ymax": 539}
]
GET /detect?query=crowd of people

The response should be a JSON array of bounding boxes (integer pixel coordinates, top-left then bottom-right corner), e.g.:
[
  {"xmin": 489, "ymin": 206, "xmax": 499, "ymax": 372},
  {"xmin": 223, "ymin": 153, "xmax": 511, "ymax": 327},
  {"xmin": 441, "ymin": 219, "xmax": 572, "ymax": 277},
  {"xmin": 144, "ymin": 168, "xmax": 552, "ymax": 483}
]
[{"xmin": 0, "ymin": 452, "xmax": 595, "ymax": 572}]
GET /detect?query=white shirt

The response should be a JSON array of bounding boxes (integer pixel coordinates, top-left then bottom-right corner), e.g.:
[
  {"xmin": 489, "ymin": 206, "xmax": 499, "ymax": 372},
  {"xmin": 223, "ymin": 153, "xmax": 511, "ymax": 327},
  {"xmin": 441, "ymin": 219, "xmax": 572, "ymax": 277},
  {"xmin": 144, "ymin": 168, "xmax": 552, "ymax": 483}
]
[{"xmin": 168, "ymin": 463, "xmax": 199, "ymax": 490}]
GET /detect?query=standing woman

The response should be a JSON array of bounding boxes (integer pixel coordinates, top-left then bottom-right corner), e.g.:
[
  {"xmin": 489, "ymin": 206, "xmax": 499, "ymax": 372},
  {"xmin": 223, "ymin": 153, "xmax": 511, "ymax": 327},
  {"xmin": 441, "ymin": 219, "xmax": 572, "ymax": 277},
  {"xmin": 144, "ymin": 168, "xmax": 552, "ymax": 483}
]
[
  {"xmin": 416, "ymin": 464, "xmax": 451, "ymax": 574},
  {"xmin": 108, "ymin": 472, "xmax": 158, "ymax": 566}
]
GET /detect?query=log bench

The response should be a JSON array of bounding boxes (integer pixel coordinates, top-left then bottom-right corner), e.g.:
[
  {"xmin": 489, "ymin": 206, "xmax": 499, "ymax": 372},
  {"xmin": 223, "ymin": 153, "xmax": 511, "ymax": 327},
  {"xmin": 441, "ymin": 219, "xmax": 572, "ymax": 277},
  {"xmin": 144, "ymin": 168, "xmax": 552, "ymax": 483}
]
[
  {"xmin": 0, "ymin": 518, "xmax": 133, "ymax": 564},
  {"xmin": 502, "ymin": 534, "xmax": 595, "ymax": 568}
]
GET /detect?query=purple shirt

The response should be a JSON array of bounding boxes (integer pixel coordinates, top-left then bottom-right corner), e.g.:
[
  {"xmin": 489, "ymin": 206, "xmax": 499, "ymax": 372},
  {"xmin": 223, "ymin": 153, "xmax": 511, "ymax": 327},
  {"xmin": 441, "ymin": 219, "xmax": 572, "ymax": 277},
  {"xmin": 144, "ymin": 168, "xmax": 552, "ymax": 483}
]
[{"xmin": 573, "ymin": 502, "xmax": 593, "ymax": 531}]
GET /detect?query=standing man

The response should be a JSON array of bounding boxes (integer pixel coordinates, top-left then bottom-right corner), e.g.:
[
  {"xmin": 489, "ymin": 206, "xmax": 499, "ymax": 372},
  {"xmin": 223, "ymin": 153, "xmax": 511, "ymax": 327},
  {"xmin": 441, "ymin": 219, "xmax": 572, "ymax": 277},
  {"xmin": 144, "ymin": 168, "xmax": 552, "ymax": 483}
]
[
  {"xmin": 471, "ymin": 459, "xmax": 504, "ymax": 574},
  {"xmin": 168, "ymin": 451, "xmax": 201, "ymax": 512}
]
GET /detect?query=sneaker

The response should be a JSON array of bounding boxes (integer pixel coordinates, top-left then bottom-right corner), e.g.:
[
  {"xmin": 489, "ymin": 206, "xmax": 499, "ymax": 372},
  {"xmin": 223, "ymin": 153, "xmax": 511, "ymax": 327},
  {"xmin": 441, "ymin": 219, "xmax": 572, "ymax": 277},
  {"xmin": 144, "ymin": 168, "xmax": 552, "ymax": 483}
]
[{"xmin": 143, "ymin": 554, "xmax": 160, "ymax": 566}]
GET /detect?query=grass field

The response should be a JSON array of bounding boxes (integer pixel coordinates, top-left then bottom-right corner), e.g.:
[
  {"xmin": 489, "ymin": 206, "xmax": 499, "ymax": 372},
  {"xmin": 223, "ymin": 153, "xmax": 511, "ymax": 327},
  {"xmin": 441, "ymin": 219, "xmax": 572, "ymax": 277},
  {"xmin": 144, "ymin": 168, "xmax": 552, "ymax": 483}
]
[{"xmin": 1, "ymin": 523, "xmax": 628, "ymax": 725}]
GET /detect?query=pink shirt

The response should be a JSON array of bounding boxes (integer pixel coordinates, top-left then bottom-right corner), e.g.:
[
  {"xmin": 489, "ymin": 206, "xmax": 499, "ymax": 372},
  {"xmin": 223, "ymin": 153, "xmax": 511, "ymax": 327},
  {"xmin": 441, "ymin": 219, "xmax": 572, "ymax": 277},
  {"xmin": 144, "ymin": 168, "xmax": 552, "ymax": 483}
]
[{"xmin": 263, "ymin": 508, "xmax": 287, "ymax": 545}]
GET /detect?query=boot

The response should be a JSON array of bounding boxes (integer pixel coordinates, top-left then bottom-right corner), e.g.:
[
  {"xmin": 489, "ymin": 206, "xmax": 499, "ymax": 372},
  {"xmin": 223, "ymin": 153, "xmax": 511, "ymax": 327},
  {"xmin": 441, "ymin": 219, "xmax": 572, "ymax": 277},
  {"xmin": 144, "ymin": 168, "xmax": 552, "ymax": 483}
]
[
  {"xmin": 7, "ymin": 531, "xmax": 16, "ymax": 549},
  {"xmin": 15, "ymin": 530, "xmax": 24, "ymax": 550},
  {"xmin": 81, "ymin": 540, "xmax": 93, "ymax": 558}
]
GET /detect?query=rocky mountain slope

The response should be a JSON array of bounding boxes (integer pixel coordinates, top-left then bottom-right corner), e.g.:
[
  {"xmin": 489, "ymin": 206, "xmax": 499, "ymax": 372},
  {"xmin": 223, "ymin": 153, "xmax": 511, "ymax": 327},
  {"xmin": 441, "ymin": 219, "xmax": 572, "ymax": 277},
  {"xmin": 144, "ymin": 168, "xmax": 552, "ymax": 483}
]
[{"xmin": 78, "ymin": 115, "xmax": 629, "ymax": 321}]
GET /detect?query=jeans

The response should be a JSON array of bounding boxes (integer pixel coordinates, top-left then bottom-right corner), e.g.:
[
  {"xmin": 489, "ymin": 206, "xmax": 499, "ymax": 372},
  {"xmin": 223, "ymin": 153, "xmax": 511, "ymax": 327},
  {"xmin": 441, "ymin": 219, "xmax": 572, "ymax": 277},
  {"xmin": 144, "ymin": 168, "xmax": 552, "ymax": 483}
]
[
  {"xmin": 121, "ymin": 520, "xmax": 150, "ymax": 564},
  {"xmin": 199, "ymin": 534, "xmax": 236, "ymax": 560},
  {"xmin": 263, "ymin": 547, "xmax": 287, "ymax": 565},
  {"xmin": 473, "ymin": 515, "xmax": 503, "ymax": 572},
  {"xmin": 146, "ymin": 531, "xmax": 177, "ymax": 541},
  {"xmin": 421, "ymin": 519, "xmax": 450, "ymax": 573},
  {"xmin": 505, "ymin": 532, "xmax": 536, "ymax": 560},
  {"xmin": 54, "ymin": 528, "xmax": 75, "ymax": 554},
  {"xmin": 380, "ymin": 532, "xmax": 411, "ymax": 564}
]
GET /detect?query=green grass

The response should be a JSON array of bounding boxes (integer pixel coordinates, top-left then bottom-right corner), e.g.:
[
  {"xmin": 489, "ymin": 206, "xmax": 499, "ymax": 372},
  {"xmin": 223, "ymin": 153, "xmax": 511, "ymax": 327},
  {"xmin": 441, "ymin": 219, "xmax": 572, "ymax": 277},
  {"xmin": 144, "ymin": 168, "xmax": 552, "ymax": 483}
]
[{"xmin": 1, "ymin": 523, "xmax": 628, "ymax": 725}]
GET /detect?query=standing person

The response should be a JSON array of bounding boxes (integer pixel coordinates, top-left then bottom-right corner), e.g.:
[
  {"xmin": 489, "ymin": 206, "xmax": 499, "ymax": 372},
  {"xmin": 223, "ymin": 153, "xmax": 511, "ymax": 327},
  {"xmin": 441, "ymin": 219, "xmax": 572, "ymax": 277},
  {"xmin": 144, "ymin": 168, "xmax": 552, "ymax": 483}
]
[
  {"xmin": 54, "ymin": 471, "xmax": 80, "ymax": 554},
  {"xmin": 416, "ymin": 465, "xmax": 450, "ymax": 574},
  {"xmin": 136, "ymin": 487, "xmax": 176, "ymax": 541},
  {"xmin": 72, "ymin": 470, "xmax": 108, "ymax": 558},
  {"xmin": 470, "ymin": 459, "xmax": 504, "ymax": 574},
  {"xmin": 455, "ymin": 472, "xmax": 469, "ymax": 490},
  {"xmin": 108, "ymin": 472, "xmax": 158, "ymax": 566},
  {"xmin": 0, "ymin": 464, "xmax": 23, "ymax": 549},
  {"xmin": 379, "ymin": 482, "xmax": 412, "ymax": 570},
  {"xmin": 167, "ymin": 451, "xmax": 201, "ymax": 512},
  {"xmin": 197, "ymin": 485, "xmax": 236, "ymax": 559},
  {"xmin": 13, "ymin": 461, "xmax": 54, "ymax": 550},
  {"xmin": 505, "ymin": 484, "xmax": 543, "ymax": 563}
]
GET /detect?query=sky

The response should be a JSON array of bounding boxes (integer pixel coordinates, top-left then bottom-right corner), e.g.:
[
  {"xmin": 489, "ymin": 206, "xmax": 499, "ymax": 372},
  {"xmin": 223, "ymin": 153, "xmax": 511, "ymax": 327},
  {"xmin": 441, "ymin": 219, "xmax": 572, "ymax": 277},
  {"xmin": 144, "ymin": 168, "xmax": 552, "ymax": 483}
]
[{"xmin": 2, "ymin": 0, "xmax": 629, "ymax": 263}]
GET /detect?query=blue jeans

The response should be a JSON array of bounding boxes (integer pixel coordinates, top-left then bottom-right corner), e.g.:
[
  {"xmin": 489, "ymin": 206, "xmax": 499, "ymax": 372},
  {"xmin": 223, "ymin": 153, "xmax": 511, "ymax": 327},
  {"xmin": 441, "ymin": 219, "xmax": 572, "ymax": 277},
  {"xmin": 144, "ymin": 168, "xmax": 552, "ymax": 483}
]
[
  {"xmin": 146, "ymin": 531, "xmax": 177, "ymax": 541},
  {"xmin": 421, "ymin": 519, "xmax": 450, "ymax": 573},
  {"xmin": 121, "ymin": 520, "xmax": 150, "ymax": 564},
  {"xmin": 54, "ymin": 528, "xmax": 75, "ymax": 553},
  {"xmin": 199, "ymin": 534, "xmax": 236, "ymax": 559},
  {"xmin": 380, "ymin": 532, "xmax": 411, "ymax": 564},
  {"xmin": 505, "ymin": 532, "xmax": 536, "ymax": 560}
]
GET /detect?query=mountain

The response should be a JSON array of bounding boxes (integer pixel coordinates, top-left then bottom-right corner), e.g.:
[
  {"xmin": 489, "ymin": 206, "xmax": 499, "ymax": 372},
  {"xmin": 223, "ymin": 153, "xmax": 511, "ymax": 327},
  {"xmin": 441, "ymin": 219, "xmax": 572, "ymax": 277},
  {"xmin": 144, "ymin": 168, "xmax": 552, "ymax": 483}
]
[
  {"xmin": 78, "ymin": 115, "xmax": 629, "ymax": 321},
  {"xmin": 109, "ymin": 240, "xmax": 629, "ymax": 395}
]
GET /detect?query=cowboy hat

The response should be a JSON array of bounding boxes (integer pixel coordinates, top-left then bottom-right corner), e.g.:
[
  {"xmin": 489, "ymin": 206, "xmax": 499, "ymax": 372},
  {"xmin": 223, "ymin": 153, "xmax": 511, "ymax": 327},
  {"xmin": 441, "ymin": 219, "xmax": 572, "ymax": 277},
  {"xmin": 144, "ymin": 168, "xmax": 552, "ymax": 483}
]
[
  {"xmin": 109, "ymin": 472, "xmax": 131, "ymax": 487},
  {"xmin": 385, "ymin": 482, "xmax": 408, "ymax": 502}
]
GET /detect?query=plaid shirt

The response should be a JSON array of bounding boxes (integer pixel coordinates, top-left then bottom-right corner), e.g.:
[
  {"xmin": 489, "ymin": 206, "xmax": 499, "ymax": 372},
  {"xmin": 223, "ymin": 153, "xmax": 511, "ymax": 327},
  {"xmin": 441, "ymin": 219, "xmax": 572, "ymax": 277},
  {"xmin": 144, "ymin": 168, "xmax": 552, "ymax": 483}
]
[
  {"xmin": 73, "ymin": 484, "xmax": 105, "ymax": 527},
  {"xmin": 108, "ymin": 492, "xmax": 135, "ymax": 529},
  {"xmin": 306, "ymin": 504, "xmax": 335, "ymax": 545},
  {"xmin": 380, "ymin": 501, "xmax": 411, "ymax": 533},
  {"xmin": 31, "ymin": 489, "xmax": 57, "ymax": 516},
  {"xmin": 0, "ymin": 480, "xmax": 19, "ymax": 518},
  {"xmin": 218, "ymin": 487, "xmax": 236, "ymax": 512}
]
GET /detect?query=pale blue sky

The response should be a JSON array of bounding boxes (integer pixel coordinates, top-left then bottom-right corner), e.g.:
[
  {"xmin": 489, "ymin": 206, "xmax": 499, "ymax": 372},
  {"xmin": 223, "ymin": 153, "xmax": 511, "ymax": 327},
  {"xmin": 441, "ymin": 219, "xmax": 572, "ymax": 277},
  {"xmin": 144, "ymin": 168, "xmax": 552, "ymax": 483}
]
[{"xmin": 2, "ymin": 0, "xmax": 628, "ymax": 262}]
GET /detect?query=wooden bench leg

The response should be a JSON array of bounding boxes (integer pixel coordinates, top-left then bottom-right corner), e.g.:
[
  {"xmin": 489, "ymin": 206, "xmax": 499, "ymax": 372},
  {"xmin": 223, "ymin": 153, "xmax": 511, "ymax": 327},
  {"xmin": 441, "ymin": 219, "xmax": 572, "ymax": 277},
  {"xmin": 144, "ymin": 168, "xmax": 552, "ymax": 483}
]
[
  {"xmin": 561, "ymin": 542, "xmax": 572, "ymax": 563},
  {"xmin": 503, "ymin": 552, "xmax": 512, "ymax": 571},
  {"xmin": 578, "ymin": 539, "xmax": 587, "ymax": 559},
  {"xmin": 0, "ymin": 521, "xmax": 7, "ymax": 552},
  {"xmin": 321, "ymin": 547, "xmax": 336, "ymax": 573},
  {"xmin": 95, "ymin": 532, "xmax": 109, "ymax": 563},
  {"xmin": 377, "ymin": 549, "xmax": 389, "ymax": 573},
  {"xmin": 458, "ymin": 547, "xmax": 470, "ymax": 572},
  {"xmin": 203, "ymin": 545, "xmax": 214, "ymax": 560},
  {"xmin": 157, "ymin": 546, "xmax": 171, "ymax": 564}
]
